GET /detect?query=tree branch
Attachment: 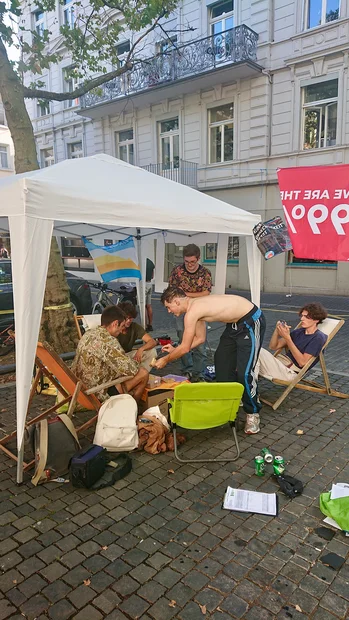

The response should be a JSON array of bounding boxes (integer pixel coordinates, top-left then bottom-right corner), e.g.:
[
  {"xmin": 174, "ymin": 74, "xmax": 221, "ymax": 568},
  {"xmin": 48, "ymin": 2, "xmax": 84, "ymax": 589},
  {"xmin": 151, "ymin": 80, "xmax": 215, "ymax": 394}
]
[{"xmin": 23, "ymin": 61, "xmax": 132, "ymax": 100}]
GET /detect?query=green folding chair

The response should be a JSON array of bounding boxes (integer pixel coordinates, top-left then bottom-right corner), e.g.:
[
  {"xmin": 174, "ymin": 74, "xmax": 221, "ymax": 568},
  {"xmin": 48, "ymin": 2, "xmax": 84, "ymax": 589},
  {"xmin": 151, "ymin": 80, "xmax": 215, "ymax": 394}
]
[{"xmin": 168, "ymin": 382, "xmax": 244, "ymax": 463}]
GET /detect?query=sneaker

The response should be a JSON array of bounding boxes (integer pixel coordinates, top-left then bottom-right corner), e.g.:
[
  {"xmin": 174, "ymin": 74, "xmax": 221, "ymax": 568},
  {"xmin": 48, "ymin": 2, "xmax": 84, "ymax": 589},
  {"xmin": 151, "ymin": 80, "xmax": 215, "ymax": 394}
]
[
  {"xmin": 146, "ymin": 325, "xmax": 153, "ymax": 332},
  {"xmin": 244, "ymin": 414, "xmax": 260, "ymax": 435}
]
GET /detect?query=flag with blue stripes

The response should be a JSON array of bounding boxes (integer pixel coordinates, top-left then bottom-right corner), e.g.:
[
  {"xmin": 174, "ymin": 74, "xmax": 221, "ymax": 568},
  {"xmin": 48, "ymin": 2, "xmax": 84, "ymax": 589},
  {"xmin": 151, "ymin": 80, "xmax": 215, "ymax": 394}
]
[{"xmin": 82, "ymin": 236, "xmax": 141, "ymax": 283}]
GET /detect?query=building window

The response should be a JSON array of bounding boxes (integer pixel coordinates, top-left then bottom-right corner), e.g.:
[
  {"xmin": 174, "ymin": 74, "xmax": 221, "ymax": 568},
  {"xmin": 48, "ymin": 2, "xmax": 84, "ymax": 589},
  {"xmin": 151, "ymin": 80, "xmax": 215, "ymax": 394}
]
[
  {"xmin": 210, "ymin": 0, "xmax": 234, "ymax": 34},
  {"xmin": 63, "ymin": 68, "xmax": 79, "ymax": 108},
  {"xmin": 33, "ymin": 10, "xmax": 45, "ymax": 37},
  {"xmin": 116, "ymin": 129, "xmax": 134, "ymax": 164},
  {"xmin": 0, "ymin": 145, "xmax": 8, "ymax": 169},
  {"xmin": 287, "ymin": 251, "xmax": 337, "ymax": 267},
  {"xmin": 156, "ymin": 36, "xmax": 178, "ymax": 55},
  {"xmin": 208, "ymin": 103, "xmax": 234, "ymax": 163},
  {"xmin": 304, "ymin": 0, "xmax": 339, "ymax": 29},
  {"xmin": 116, "ymin": 40, "xmax": 130, "ymax": 66},
  {"xmin": 0, "ymin": 109, "xmax": 5, "ymax": 126},
  {"xmin": 68, "ymin": 142, "xmax": 83, "ymax": 159},
  {"xmin": 302, "ymin": 79, "xmax": 338, "ymax": 150},
  {"xmin": 36, "ymin": 99, "xmax": 50, "ymax": 117},
  {"xmin": 61, "ymin": 237, "xmax": 94, "ymax": 271},
  {"xmin": 40, "ymin": 148, "xmax": 54, "ymax": 168},
  {"xmin": 204, "ymin": 237, "xmax": 239, "ymax": 263},
  {"xmin": 63, "ymin": 0, "xmax": 75, "ymax": 28},
  {"xmin": 158, "ymin": 118, "xmax": 179, "ymax": 170}
]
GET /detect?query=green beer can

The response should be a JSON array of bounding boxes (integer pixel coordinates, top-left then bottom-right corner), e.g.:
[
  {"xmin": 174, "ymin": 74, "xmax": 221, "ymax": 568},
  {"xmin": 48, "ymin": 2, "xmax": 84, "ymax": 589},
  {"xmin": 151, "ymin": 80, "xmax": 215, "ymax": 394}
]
[
  {"xmin": 254, "ymin": 455, "xmax": 265, "ymax": 477},
  {"xmin": 273, "ymin": 455, "xmax": 285, "ymax": 476},
  {"xmin": 261, "ymin": 448, "xmax": 274, "ymax": 464}
]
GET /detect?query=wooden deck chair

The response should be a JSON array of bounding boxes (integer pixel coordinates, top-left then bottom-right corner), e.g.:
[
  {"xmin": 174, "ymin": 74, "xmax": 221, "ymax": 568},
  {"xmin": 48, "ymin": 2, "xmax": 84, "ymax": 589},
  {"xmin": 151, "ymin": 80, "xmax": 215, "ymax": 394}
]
[
  {"xmin": 168, "ymin": 382, "xmax": 244, "ymax": 463},
  {"xmin": 0, "ymin": 341, "xmax": 132, "ymax": 471},
  {"xmin": 260, "ymin": 318, "xmax": 348, "ymax": 411},
  {"xmin": 74, "ymin": 314, "xmax": 101, "ymax": 339}
]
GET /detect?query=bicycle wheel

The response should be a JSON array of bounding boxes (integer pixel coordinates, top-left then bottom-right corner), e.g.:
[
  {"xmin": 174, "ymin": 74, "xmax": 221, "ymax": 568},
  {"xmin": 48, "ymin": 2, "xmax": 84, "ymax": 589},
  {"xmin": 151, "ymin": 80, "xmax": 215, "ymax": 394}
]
[{"xmin": 92, "ymin": 302, "xmax": 104, "ymax": 314}]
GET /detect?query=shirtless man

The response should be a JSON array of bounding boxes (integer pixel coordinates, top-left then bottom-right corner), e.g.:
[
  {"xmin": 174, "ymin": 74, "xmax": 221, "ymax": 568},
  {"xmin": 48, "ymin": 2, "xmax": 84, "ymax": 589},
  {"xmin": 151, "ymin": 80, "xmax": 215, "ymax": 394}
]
[{"xmin": 154, "ymin": 287, "xmax": 266, "ymax": 434}]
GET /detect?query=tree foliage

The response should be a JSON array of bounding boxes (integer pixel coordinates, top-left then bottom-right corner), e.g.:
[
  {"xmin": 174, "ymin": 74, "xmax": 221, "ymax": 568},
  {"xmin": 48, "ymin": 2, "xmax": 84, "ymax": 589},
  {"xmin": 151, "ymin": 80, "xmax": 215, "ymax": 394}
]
[{"xmin": 0, "ymin": 0, "xmax": 181, "ymax": 102}]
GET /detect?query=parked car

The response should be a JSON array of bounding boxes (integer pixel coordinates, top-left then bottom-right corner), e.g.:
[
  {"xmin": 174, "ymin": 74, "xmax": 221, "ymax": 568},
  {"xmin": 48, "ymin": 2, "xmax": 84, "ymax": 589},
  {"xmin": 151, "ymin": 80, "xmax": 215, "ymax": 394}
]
[{"xmin": 0, "ymin": 260, "xmax": 93, "ymax": 331}]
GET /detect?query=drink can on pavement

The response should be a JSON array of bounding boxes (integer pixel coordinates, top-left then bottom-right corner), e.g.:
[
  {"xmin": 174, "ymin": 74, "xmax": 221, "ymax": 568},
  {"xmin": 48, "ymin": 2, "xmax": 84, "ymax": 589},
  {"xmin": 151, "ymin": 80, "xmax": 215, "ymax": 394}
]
[
  {"xmin": 261, "ymin": 448, "xmax": 274, "ymax": 464},
  {"xmin": 254, "ymin": 455, "xmax": 265, "ymax": 477},
  {"xmin": 273, "ymin": 455, "xmax": 285, "ymax": 476}
]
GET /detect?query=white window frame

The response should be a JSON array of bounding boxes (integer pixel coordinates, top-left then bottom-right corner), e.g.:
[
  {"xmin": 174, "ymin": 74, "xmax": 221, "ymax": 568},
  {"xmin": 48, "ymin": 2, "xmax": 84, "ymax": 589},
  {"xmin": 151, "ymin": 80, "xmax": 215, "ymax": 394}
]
[
  {"xmin": 209, "ymin": 0, "xmax": 234, "ymax": 34},
  {"xmin": 116, "ymin": 40, "xmax": 130, "ymax": 67},
  {"xmin": 63, "ymin": 0, "xmax": 75, "ymax": 28},
  {"xmin": 304, "ymin": 0, "xmax": 340, "ymax": 29},
  {"xmin": 67, "ymin": 141, "xmax": 83, "ymax": 159},
  {"xmin": 40, "ymin": 147, "xmax": 55, "ymax": 168},
  {"xmin": 301, "ymin": 80, "xmax": 338, "ymax": 150},
  {"xmin": 33, "ymin": 9, "xmax": 45, "ymax": 37},
  {"xmin": 208, "ymin": 103, "xmax": 234, "ymax": 164},
  {"xmin": 63, "ymin": 67, "xmax": 79, "ymax": 108},
  {"xmin": 36, "ymin": 98, "xmax": 50, "ymax": 117},
  {"xmin": 158, "ymin": 118, "xmax": 180, "ymax": 170},
  {"xmin": 0, "ymin": 109, "xmax": 5, "ymax": 126},
  {"xmin": 0, "ymin": 145, "xmax": 9, "ymax": 169},
  {"xmin": 156, "ymin": 36, "xmax": 178, "ymax": 55},
  {"xmin": 115, "ymin": 129, "xmax": 134, "ymax": 164}
]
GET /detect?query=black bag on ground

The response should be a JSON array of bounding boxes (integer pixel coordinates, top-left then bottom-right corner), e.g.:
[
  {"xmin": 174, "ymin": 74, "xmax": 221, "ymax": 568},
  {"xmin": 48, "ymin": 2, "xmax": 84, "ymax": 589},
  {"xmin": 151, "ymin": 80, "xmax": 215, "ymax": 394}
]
[
  {"xmin": 91, "ymin": 453, "xmax": 132, "ymax": 490},
  {"xmin": 276, "ymin": 474, "xmax": 304, "ymax": 498},
  {"xmin": 70, "ymin": 445, "xmax": 107, "ymax": 488},
  {"xmin": 25, "ymin": 414, "xmax": 80, "ymax": 486}
]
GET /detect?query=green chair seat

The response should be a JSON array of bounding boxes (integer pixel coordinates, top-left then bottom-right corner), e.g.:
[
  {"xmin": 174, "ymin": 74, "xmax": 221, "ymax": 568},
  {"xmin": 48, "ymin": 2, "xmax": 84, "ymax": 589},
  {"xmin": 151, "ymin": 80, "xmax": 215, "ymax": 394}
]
[{"xmin": 168, "ymin": 382, "xmax": 244, "ymax": 463}]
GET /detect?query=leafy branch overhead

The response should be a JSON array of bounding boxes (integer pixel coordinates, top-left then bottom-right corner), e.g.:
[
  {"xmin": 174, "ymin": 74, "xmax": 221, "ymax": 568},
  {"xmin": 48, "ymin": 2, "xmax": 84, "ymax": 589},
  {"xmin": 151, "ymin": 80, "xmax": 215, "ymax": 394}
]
[{"xmin": 0, "ymin": 0, "xmax": 183, "ymax": 101}]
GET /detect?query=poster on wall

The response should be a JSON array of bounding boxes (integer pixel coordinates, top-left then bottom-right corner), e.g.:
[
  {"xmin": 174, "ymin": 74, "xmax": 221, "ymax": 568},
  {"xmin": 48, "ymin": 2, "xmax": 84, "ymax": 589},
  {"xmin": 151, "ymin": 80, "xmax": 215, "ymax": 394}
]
[
  {"xmin": 253, "ymin": 216, "xmax": 292, "ymax": 260},
  {"xmin": 277, "ymin": 165, "xmax": 349, "ymax": 262}
]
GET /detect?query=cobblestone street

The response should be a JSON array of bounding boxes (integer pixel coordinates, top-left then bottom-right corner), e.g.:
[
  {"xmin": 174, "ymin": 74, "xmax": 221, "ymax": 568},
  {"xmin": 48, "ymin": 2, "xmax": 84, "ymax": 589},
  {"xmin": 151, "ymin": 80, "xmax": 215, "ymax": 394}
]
[{"xmin": 0, "ymin": 292, "xmax": 348, "ymax": 620}]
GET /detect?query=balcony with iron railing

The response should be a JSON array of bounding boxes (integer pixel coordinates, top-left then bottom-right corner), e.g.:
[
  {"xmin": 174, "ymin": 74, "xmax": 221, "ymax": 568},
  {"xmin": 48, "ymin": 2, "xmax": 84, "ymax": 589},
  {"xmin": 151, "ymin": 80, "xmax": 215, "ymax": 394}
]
[
  {"xmin": 141, "ymin": 159, "xmax": 198, "ymax": 188},
  {"xmin": 80, "ymin": 25, "xmax": 262, "ymax": 117}
]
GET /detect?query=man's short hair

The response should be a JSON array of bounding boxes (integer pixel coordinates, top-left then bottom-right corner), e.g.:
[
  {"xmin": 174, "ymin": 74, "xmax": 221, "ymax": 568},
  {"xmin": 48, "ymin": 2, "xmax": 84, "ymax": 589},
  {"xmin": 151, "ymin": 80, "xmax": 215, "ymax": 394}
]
[
  {"xmin": 183, "ymin": 244, "xmax": 200, "ymax": 259},
  {"xmin": 101, "ymin": 305, "xmax": 127, "ymax": 326},
  {"xmin": 118, "ymin": 301, "xmax": 137, "ymax": 319},
  {"xmin": 161, "ymin": 286, "xmax": 186, "ymax": 305},
  {"xmin": 299, "ymin": 302, "xmax": 327, "ymax": 324}
]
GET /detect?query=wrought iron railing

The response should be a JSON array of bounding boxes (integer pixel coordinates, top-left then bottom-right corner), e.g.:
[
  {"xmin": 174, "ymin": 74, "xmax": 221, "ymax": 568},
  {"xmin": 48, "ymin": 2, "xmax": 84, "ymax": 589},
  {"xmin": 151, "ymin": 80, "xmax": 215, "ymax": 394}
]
[
  {"xmin": 81, "ymin": 25, "xmax": 258, "ymax": 109},
  {"xmin": 141, "ymin": 160, "xmax": 198, "ymax": 188}
]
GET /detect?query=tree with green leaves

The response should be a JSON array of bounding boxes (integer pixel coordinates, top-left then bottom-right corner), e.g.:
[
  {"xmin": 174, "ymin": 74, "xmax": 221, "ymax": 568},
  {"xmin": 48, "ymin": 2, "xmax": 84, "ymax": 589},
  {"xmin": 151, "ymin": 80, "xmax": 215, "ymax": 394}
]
[{"xmin": 0, "ymin": 0, "xmax": 180, "ymax": 351}]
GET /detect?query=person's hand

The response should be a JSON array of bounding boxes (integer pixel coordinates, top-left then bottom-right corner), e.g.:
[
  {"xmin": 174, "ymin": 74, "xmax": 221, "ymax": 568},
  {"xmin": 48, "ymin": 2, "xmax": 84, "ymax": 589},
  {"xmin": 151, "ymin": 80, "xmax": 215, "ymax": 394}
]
[
  {"xmin": 154, "ymin": 357, "xmax": 168, "ymax": 369},
  {"xmin": 133, "ymin": 349, "xmax": 143, "ymax": 364},
  {"xmin": 161, "ymin": 344, "xmax": 174, "ymax": 353},
  {"xmin": 276, "ymin": 321, "xmax": 291, "ymax": 339}
]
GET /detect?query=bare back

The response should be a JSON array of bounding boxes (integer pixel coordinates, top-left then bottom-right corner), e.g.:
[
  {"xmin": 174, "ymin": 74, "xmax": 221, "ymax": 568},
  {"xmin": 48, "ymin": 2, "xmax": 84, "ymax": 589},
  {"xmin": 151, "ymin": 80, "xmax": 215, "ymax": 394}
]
[{"xmin": 186, "ymin": 294, "xmax": 254, "ymax": 325}]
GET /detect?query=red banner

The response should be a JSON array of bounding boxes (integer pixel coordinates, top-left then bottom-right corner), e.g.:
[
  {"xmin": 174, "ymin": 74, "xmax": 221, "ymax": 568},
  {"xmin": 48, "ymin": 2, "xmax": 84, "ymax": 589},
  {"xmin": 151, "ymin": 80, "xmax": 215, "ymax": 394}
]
[{"xmin": 277, "ymin": 165, "xmax": 349, "ymax": 261}]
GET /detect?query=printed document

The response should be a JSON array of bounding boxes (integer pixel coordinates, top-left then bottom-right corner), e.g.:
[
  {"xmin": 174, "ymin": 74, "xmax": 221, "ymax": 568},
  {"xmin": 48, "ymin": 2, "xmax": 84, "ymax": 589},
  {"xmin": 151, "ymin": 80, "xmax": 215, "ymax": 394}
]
[{"xmin": 223, "ymin": 487, "xmax": 277, "ymax": 516}]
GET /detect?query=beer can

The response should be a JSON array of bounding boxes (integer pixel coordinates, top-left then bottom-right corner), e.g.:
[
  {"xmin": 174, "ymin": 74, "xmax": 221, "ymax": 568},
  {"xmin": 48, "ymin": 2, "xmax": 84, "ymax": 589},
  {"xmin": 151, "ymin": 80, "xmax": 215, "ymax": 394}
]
[
  {"xmin": 254, "ymin": 455, "xmax": 265, "ymax": 477},
  {"xmin": 261, "ymin": 448, "xmax": 274, "ymax": 464},
  {"xmin": 273, "ymin": 455, "xmax": 285, "ymax": 476}
]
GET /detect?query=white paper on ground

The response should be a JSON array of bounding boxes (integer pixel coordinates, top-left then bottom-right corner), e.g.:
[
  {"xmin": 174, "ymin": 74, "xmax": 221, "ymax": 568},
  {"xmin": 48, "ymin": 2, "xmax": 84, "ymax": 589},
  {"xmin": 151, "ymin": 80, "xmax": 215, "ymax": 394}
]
[
  {"xmin": 323, "ymin": 516, "xmax": 349, "ymax": 536},
  {"xmin": 223, "ymin": 487, "xmax": 277, "ymax": 516},
  {"xmin": 330, "ymin": 482, "xmax": 349, "ymax": 500}
]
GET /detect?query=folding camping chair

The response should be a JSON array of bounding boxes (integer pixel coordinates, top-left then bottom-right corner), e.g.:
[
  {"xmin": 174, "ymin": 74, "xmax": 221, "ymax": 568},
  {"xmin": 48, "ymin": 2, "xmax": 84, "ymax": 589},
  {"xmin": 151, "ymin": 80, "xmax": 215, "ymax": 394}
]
[
  {"xmin": 168, "ymin": 382, "xmax": 244, "ymax": 463},
  {"xmin": 260, "ymin": 318, "xmax": 348, "ymax": 411},
  {"xmin": 74, "ymin": 314, "xmax": 101, "ymax": 339},
  {"xmin": 0, "ymin": 341, "xmax": 132, "ymax": 471}
]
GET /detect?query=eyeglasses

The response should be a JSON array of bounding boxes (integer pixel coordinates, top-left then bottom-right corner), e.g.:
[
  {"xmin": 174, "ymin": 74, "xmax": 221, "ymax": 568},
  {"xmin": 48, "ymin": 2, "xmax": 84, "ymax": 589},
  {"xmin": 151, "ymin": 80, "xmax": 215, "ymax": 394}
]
[{"xmin": 184, "ymin": 258, "xmax": 198, "ymax": 265}]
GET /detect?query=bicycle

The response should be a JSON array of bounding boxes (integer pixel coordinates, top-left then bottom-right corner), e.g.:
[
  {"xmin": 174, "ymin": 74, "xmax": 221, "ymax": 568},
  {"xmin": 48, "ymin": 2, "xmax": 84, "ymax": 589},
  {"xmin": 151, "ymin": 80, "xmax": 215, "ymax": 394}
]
[
  {"xmin": 88, "ymin": 282, "xmax": 123, "ymax": 314},
  {"xmin": 0, "ymin": 325, "xmax": 15, "ymax": 356}
]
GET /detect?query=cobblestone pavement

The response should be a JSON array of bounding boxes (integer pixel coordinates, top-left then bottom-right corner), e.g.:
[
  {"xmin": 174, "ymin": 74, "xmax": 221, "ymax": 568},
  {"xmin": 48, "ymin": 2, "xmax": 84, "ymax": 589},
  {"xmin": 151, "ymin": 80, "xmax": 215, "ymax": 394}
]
[{"xmin": 0, "ymin": 293, "xmax": 349, "ymax": 619}]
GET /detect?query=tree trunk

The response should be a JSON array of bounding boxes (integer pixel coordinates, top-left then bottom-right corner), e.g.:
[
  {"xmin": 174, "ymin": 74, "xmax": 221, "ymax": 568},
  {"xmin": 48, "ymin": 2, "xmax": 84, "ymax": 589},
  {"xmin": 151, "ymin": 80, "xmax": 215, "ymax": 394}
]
[{"xmin": 0, "ymin": 39, "xmax": 78, "ymax": 353}]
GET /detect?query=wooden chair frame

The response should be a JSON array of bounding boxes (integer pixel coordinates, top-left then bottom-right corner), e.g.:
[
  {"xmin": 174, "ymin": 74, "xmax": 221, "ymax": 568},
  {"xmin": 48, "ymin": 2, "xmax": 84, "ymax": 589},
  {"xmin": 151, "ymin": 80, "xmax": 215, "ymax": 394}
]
[
  {"xmin": 260, "ymin": 318, "xmax": 348, "ymax": 411},
  {"xmin": 0, "ymin": 341, "xmax": 132, "ymax": 471}
]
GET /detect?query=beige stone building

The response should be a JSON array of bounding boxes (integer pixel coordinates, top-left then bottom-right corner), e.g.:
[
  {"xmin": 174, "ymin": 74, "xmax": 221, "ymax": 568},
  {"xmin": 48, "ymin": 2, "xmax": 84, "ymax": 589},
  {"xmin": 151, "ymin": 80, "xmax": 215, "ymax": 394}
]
[{"xmin": 22, "ymin": 0, "xmax": 349, "ymax": 295}]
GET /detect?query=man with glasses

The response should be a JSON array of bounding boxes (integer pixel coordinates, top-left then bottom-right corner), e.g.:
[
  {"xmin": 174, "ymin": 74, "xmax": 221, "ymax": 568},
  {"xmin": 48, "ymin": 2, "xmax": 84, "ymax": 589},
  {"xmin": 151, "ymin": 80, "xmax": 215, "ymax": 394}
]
[
  {"xmin": 169, "ymin": 243, "xmax": 212, "ymax": 382},
  {"xmin": 256, "ymin": 303, "xmax": 328, "ymax": 381},
  {"xmin": 117, "ymin": 301, "xmax": 157, "ymax": 372}
]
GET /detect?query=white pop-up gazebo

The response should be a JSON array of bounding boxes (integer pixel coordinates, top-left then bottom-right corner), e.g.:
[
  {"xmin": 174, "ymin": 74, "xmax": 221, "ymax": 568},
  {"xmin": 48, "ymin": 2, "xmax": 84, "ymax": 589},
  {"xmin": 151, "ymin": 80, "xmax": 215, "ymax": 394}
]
[{"xmin": 0, "ymin": 154, "xmax": 261, "ymax": 482}]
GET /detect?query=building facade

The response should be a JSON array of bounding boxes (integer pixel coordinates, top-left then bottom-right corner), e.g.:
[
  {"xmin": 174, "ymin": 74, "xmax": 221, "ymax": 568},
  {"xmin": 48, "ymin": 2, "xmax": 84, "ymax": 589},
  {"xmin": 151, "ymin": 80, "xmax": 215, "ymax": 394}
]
[{"xmin": 23, "ymin": 0, "xmax": 349, "ymax": 295}]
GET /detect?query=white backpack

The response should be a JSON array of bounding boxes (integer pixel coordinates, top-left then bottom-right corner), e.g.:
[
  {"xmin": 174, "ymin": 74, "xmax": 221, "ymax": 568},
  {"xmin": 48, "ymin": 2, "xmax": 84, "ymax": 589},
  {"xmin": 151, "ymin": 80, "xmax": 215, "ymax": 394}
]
[{"xmin": 93, "ymin": 394, "xmax": 139, "ymax": 452}]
